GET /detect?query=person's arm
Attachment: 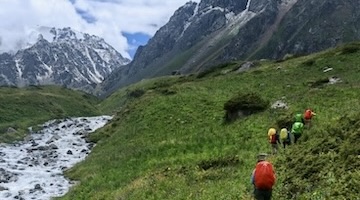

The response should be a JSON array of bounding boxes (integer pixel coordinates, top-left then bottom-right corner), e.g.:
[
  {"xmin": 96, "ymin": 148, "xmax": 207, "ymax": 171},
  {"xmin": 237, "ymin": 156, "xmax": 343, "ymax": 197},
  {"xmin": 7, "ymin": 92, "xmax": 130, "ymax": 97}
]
[{"xmin": 250, "ymin": 169, "xmax": 255, "ymax": 185}]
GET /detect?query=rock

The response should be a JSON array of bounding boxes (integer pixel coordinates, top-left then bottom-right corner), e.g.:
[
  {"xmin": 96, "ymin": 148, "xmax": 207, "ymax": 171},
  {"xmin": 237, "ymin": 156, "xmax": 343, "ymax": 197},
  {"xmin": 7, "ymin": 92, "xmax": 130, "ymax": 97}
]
[
  {"xmin": 323, "ymin": 67, "xmax": 333, "ymax": 72},
  {"xmin": 66, "ymin": 150, "xmax": 73, "ymax": 155},
  {"xmin": 271, "ymin": 100, "xmax": 289, "ymax": 109},
  {"xmin": 0, "ymin": 168, "xmax": 18, "ymax": 183},
  {"xmin": 0, "ymin": 185, "xmax": 8, "ymax": 191},
  {"xmin": 6, "ymin": 127, "xmax": 17, "ymax": 133},
  {"xmin": 49, "ymin": 144, "xmax": 59, "ymax": 150},
  {"xmin": 328, "ymin": 76, "xmax": 341, "ymax": 84},
  {"xmin": 236, "ymin": 62, "xmax": 255, "ymax": 73}
]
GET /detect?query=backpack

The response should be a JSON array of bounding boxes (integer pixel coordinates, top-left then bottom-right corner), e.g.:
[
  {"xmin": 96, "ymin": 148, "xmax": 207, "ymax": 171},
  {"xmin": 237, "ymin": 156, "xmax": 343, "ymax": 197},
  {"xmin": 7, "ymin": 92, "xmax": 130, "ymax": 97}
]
[
  {"xmin": 291, "ymin": 122, "xmax": 304, "ymax": 135},
  {"xmin": 294, "ymin": 113, "xmax": 303, "ymax": 123},
  {"xmin": 254, "ymin": 161, "xmax": 276, "ymax": 190},
  {"xmin": 280, "ymin": 128, "xmax": 288, "ymax": 140},
  {"xmin": 304, "ymin": 109, "xmax": 312, "ymax": 120},
  {"xmin": 269, "ymin": 134, "xmax": 277, "ymax": 144},
  {"xmin": 267, "ymin": 128, "xmax": 276, "ymax": 137}
]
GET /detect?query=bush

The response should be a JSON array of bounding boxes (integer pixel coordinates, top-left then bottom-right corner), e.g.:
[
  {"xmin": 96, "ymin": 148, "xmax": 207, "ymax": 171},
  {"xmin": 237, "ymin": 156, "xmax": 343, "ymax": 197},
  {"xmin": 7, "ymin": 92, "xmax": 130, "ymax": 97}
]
[
  {"xmin": 198, "ymin": 155, "xmax": 240, "ymax": 170},
  {"xmin": 308, "ymin": 78, "xmax": 329, "ymax": 88},
  {"xmin": 340, "ymin": 45, "xmax": 360, "ymax": 55},
  {"xmin": 276, "ymin": 113, "xmax": 294, "ymax": 129},
  {"xmin": 127, "ymin": 89, "xmax": 145, "ymax": 98},
  {"xmin": 223, "ymin": 93, "xmax": 269, "ymax": 122},
  {"xmin": 302, "ymin": 59, "xmax": 315, "ymax": 67},
  {"xmin": 196, "ymin": 62, "xmax": 234, "ymax": 79}
]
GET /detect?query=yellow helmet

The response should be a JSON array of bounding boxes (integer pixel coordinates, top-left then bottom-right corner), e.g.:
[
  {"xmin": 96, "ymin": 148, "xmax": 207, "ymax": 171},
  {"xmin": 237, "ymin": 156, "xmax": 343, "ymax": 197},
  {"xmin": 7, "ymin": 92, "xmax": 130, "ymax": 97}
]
[{"xmin": 267, "ymin": 128, "xmax": 276, "ymax": 136}]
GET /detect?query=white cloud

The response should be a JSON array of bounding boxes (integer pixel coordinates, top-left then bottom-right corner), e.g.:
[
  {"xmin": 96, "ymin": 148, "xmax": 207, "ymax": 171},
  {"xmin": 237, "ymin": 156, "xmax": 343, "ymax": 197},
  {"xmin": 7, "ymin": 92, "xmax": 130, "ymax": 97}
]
[{"xmin": 0, "ymin": 0, "xmax": 200, "ymax": 59}]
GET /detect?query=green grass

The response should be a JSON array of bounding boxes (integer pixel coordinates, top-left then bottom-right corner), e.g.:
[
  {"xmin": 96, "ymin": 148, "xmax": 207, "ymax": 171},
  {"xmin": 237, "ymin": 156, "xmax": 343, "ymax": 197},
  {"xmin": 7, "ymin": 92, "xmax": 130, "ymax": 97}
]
[
  {"xmin": 0, "ymin": 85, "xmax": 101, "ymax": 142},
  {"xmin": 1, "ymin": 43, "xmax": 359, "ymax": 199},
  {"xmin": 56, "ymin": 43, "xmax": 360, "ymax": 199}
]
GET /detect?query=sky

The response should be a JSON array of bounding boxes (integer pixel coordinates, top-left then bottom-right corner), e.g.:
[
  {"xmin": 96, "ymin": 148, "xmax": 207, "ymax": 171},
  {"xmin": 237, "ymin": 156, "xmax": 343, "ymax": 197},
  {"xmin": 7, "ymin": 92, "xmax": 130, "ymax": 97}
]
[{"xmin": 0, "ymin": 0, "xmax": 200, "ymax": 59}]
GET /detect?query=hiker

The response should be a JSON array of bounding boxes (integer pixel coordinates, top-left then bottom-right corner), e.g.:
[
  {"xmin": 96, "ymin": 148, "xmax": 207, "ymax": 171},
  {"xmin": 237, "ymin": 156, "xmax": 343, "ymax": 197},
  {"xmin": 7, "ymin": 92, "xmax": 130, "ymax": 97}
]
[
  {"xmin": 268, "ymin": 128, "xmax": 279, "ymax": 155},
  {"xmin": 280, "ymin": 128, "xmax": 291, "ymax": 148},
  {"xmin": 291, "ymin": 121, "xmax": 304, "ymax": 143},
  {"xmin": 304, "ymin": 109, "xmax": 316, "ymax": 128},
  {"xmin": 251, "ymin": 153, "xmax": 276, "ymax": 200},
  {"xmin": 294, "ymin": 113, "xmax": 305, "ymax": 124}
]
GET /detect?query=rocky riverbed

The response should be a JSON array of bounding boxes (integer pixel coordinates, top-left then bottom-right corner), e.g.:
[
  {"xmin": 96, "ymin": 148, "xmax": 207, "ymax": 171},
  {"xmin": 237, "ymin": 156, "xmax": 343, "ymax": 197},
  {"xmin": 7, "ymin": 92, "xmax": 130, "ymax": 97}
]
[{"xmin": 0, "ymin": 116, "xmax": 112, "ymax": 200}]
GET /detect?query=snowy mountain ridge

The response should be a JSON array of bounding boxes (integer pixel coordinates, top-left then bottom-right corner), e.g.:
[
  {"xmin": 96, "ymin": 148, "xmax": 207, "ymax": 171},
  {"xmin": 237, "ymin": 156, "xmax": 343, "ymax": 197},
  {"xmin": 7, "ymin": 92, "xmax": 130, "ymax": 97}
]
[{"xmin": 0, "ymin": 27, "xmax": 130, "ymax": 93}]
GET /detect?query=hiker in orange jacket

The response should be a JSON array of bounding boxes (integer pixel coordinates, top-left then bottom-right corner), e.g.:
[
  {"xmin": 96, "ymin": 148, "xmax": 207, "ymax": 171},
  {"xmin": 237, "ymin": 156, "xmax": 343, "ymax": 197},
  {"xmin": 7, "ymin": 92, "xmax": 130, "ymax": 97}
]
[{"xmin": 250, "ymin": 153, "xmax": 276, "ymax": 200}]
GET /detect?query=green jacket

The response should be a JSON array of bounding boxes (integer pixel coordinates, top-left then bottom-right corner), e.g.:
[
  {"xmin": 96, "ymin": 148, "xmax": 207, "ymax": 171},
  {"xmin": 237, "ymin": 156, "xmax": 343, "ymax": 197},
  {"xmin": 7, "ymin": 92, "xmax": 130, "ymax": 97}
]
[
  {"xmin": 291, "ymin": 122, "xmax": 304, "ymax": 135},
  {"xmin": 294, "ymin": 113, "xmax": 303, "ymax": 123}
]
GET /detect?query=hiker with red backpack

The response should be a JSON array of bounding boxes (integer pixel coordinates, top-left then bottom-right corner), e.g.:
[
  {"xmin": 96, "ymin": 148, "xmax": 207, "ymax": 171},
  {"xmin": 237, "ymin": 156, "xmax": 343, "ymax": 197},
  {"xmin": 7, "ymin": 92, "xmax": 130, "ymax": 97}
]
[
  {"xmin": 304, "ymin": 108, "xmax": 316, "ymax": 128},
  {"xmin": 267, "ymin": 128, "xmax": 280, "ymax": 155},
  {"xmin": 251, "ymin": 153, "xmax": 276, "ymax": 200}
]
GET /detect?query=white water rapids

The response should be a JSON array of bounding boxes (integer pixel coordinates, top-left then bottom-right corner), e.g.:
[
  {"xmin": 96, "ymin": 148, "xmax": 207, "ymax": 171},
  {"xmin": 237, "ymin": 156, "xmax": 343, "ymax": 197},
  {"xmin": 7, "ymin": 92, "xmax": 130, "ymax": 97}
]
[{"xmin": 0, "ymin": 116, "xmax": 112, "ymax": 200}]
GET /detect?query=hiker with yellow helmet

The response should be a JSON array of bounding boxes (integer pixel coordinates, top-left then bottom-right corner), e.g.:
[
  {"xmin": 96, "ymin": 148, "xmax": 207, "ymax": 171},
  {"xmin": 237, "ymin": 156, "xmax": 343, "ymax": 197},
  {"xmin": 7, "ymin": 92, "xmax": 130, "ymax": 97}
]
[{"xmin": 279, "ymin": 128, "xmax": 291, "ymax": 148}]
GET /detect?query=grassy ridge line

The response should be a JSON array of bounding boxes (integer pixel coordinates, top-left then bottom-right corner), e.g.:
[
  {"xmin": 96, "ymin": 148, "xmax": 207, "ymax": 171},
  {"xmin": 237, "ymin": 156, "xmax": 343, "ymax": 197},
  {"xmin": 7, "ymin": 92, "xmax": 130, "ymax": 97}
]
[
  {"xmin": 0, "ymin": 85, "xmax": 101, "ymax": 143},
  {"xmin": 60, "ymin": 43, "xmax": 360, "ymax": 199}
]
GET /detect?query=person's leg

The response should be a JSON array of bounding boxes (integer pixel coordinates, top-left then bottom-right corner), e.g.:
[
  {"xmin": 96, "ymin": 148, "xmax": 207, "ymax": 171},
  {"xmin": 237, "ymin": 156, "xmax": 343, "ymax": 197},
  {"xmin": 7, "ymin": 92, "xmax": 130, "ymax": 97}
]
[
  {"xmin": 255, "ymin": 189, "xmax": 272, "ymax": 200},
  {"xmin": 294, "ymin": 134, "xmax": 301, "ymax": 143},
  {"xmin": 254, "ymin": 189, "xmax": 264, "ymax": 200},
  {"xmin": 263, "ymin": 189, "xmax": 272, "ymax": 200}
]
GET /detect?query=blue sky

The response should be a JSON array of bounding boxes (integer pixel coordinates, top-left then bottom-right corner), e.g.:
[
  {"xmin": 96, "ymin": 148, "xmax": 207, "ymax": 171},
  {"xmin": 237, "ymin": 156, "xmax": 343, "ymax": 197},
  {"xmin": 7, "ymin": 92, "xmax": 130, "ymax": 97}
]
[
  {"xmin": 0, "ymin": 0, "xmax": 200, "ymax": 59},
  {"xmin": 122, "ymin": 32, "xmax": 150, "ymax": 58}
]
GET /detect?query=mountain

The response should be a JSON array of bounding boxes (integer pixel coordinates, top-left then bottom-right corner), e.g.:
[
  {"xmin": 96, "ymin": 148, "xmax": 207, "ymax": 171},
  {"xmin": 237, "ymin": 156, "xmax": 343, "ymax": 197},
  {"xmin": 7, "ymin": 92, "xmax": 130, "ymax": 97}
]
[
  {"xmin": 61, "ymin": 42, "xmax": 360, "ymax": 199},
  {"xmin": 100, "ymin": 0, "xmax": 360, "ymax": 96},
  {"xmin": 0, "ymin": 27, "xmax": 130, "ymax": 93}
]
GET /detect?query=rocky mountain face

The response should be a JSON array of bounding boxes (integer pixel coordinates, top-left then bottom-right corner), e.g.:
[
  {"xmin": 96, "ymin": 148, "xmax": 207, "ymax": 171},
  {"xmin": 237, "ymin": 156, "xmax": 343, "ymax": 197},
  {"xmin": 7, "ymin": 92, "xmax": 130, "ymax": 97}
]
[
  {"xmin": 0, "ymin": 27, "xmax": 130, "ymax": 93},
  {"xmin": 100, "ymin": 0, "xmax": 360, "ymax": 96}
]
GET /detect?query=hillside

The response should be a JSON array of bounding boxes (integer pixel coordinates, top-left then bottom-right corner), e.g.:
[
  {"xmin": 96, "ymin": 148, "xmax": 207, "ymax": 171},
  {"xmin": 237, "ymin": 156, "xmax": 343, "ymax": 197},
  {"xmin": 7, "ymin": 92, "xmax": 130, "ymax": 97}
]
[
  {"xmin": 58, "ymin": 43, "xmax": 360, "ymax": 199},
  {"xmin": 100, "ymin": 0, "xmax": 360, "ymax": 97},
  {"xmin": 0, "ymin": 85, "xmax": 101, "ymax": 143}
]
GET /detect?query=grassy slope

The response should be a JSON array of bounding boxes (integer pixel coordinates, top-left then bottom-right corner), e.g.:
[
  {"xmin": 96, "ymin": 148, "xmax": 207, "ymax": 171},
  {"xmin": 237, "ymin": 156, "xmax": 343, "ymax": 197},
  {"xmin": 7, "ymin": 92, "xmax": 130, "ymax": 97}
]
[
  {"xmin": 59, "ymin": 43, "xmax": 360, "ymax": 199},
  {"xmin": 0, "ymin": 85, "xmax": 101, "ymax": 142}
]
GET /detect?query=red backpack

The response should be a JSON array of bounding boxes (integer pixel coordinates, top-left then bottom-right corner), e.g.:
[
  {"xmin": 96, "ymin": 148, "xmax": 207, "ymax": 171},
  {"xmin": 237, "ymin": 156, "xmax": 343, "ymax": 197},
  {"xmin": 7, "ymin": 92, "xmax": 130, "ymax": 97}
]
[
  {"xmin": 269, "ymin": 134, "xmax": 277, "ymax": 144},
  {"xmin": 254, "ymin": 161, "xmax": 276, "ymax": 190},
  {"xmin": 304, "ymin": 109, "xmax": 312, "ymax": 120}
]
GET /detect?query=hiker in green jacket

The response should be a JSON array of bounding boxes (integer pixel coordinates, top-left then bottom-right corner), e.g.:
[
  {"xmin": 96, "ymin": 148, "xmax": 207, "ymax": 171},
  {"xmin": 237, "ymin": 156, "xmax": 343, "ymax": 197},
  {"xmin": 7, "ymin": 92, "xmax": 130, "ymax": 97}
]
[
  {"xmin": 294, "ymin": 113, "xmax": 305, "ymax": 124},
  {"xmin": 291, "ymin": 121, "xmax": 304, "ymax": 143}
]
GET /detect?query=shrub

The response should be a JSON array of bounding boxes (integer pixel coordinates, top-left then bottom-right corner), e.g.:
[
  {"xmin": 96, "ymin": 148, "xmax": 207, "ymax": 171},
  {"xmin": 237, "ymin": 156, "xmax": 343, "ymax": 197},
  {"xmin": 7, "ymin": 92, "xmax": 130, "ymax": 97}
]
[
  {"xmin": 127, "ymin": 89, "xmax": 145, "ymax": 98},
  {"xmin": 158, "ymin": 89, "xmax": 176, "ymax": 95},
  {"xmin": 196, "ymin": 62, "xmax": 234, "ymax": 79},
  {"xmin": 308, "ymin": 78, "xmax": 329, "ymax": 88},
  {"xmin": 223, "ymin": 93, "xmax": 269, "ymax": 122},
  {"xmin": 198, "ymin": 155, "xmax": 240, "ymax": 170},
  {"xmin": 340, "ymin": 45, "xmax": 360, "ymax": 55},
  {"xmin": 302, "ymin": 59, "xmax": 315, "ymax": 67},
  {"xmin": 276, "ymin": 113, "xmax": 294, "ymax": 129}
]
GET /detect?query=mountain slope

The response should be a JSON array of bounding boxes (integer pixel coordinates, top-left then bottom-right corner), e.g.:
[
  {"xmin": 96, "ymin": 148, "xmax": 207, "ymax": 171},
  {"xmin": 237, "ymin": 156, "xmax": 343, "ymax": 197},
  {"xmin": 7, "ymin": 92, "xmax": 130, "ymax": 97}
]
[
  {"xmin": 0, "ymin": 85, "xmax": 101, "ymax": 143},
  {"xmin": 100, "ymin": 0, "xmax": 360, "ymax": 97},
  {"xmin": 0, "ymin": 27, "xmax": 130, "ymax": 93},
  {"xmin": 58, "ymin": 43, "xmax": 360, "ymax": 199}
]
